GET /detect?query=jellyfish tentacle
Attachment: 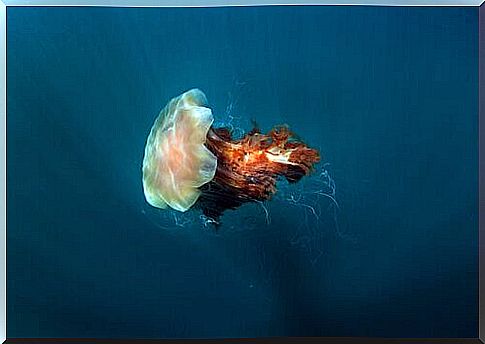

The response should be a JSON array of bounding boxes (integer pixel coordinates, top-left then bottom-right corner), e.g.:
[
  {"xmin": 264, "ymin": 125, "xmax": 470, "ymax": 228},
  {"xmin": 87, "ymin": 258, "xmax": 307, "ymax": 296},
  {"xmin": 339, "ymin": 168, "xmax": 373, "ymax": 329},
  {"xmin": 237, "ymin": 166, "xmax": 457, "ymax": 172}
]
[{"xmin": 195, "ymin": 126, "xmax": 320, "ymax": 222}]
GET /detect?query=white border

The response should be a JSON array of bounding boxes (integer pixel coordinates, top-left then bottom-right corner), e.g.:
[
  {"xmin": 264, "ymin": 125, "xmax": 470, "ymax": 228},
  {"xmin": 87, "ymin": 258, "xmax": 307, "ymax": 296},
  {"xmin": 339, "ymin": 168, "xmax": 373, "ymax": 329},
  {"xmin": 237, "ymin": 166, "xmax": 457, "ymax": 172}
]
[
  {"xmin": 1, "ymin": 0, "xmax": 484, "ymax": 6},
  {"xmin": 0, "ymin": 0, "xmax": 5, "ymax": 343},
  {"xmin": 0, "ymin": 2, "xmax": 482, "ymax": 343}
]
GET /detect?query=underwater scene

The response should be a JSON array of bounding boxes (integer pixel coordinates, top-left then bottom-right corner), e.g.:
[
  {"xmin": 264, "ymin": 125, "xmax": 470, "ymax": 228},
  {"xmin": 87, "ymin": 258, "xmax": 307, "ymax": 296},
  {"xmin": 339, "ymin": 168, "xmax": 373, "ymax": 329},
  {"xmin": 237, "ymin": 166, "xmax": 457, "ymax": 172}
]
[{"xmin": 7, "ymin": 5, "xmax": 478, "ymax": 338}]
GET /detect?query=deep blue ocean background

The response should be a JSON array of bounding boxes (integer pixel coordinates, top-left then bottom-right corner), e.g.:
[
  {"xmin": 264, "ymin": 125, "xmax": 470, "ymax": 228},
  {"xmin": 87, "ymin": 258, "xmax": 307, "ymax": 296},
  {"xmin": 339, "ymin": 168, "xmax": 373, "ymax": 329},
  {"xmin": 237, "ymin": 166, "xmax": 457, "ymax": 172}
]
[{"xmin": 7, "ymin": 6, "xmax": 478, "ymax": 338}]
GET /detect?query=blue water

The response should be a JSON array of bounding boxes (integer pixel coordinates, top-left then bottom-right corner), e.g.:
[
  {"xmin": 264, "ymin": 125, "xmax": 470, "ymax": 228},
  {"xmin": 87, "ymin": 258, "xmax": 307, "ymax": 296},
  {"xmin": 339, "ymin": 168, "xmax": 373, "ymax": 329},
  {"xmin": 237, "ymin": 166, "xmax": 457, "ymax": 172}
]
[{"xmin": 7, "ymin": 6, "xmax": 478, "ymax": 338}]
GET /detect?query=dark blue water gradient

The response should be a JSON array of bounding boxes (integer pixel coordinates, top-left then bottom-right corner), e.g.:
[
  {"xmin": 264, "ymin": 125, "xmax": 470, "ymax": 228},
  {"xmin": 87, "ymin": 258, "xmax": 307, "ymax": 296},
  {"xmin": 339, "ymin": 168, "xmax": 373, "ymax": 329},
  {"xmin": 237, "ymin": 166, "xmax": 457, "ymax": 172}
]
[{"xmin": 7, "ymin": 6, "xmax": 478, "ymax": 338}]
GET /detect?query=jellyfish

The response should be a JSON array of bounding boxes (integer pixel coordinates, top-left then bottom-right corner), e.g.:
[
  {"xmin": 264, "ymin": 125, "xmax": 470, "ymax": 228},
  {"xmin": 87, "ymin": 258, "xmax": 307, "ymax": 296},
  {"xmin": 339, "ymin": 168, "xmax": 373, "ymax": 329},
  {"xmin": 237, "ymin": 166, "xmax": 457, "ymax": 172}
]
[{"xmin": 142, "ymin": 89, "xmax": 320, "ymax": 225}]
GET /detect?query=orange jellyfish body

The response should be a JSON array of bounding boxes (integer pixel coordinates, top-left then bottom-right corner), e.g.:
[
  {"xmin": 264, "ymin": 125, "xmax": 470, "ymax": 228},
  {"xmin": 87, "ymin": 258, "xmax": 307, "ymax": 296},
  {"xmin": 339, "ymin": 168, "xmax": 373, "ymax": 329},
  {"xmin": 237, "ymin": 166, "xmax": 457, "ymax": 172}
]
[{"xmin": 142, "ymin": 89, "xmax": 320, "ymax": 224}]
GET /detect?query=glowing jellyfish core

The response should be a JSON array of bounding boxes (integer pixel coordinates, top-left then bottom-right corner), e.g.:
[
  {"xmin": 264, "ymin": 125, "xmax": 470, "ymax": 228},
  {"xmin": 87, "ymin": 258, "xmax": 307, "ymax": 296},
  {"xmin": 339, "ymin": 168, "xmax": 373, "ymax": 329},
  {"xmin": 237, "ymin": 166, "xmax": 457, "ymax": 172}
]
[{"xmin": 142, "ymin": 89, "xmax": 217, "ymax": 212}]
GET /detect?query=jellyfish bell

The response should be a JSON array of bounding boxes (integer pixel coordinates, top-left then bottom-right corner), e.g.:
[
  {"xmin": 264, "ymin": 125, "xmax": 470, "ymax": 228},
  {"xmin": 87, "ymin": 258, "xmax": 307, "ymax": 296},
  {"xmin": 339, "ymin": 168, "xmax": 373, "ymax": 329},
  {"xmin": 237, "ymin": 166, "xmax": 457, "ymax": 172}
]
[
  {"xmin": 142, "ymin": 89, "xmax": 217, "ymax": 212},
  {"xmin": 142, "ymin": 89, "xmax": 321, "ymax": 224}
]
